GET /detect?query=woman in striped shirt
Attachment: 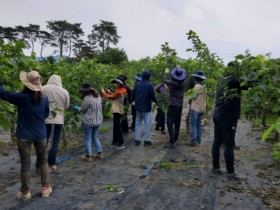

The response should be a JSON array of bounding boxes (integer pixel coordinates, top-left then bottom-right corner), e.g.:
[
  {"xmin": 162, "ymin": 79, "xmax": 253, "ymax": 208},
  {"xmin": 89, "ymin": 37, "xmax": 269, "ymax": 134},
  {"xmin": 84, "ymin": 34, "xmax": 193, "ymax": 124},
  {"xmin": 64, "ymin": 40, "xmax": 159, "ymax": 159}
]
[{"xmin": 75, "ymin": 83, "xmax": 103, "ymax": 161}]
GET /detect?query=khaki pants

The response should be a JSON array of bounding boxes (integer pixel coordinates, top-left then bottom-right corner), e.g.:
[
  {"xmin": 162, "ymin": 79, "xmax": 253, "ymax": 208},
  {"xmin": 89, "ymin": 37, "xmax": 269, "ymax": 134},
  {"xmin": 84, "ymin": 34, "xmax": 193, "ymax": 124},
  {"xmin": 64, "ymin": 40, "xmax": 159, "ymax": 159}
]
[{"xmin": 17, "ymin": 139, "xmax": 51, "ymax": 193}]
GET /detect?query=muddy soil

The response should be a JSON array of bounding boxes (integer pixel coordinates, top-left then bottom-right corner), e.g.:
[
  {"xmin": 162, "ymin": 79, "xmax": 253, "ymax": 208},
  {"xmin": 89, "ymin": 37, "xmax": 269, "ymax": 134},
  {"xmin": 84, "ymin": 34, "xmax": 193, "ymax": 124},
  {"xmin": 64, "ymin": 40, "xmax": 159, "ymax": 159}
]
[{"xmin": 0, "ymin": 102, "xmax": 279, "ymax": 210}]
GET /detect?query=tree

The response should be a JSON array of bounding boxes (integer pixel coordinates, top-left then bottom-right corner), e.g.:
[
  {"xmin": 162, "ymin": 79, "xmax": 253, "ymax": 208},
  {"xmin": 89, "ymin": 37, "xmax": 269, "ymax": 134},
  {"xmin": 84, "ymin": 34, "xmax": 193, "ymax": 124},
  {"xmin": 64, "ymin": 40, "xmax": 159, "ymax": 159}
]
[
  {"xmin": 73, "ymin": 39, "xmax": 94, "ymax": 60},
  {"xmin": 88, "ymin": 20, "xmax": 120, "ymax": 53},
  {"xmin": 37, "ymin": 30, "xmax": 53, "ymax": 59},
  {"xmin": 96, "ymin": 48, "xmax": 128, "ymax": 65},
  {"xmin": 16, "ymin": 24, "xmax": 40, "ymax": 52},
  {"xmin": 0, "ymin": 26, "xmax": 18, "ymax": 42},
  {"xmin": 46, "ymin": 20, "xmax": 84, "ymax": 57}
]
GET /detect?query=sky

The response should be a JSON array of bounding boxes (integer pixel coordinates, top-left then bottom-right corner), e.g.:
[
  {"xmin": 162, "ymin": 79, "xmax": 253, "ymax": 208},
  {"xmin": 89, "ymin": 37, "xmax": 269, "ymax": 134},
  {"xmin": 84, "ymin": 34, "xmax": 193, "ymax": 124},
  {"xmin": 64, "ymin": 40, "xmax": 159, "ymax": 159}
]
[{"xmin": 1, "ymin": 0, "xmax": 280, "ymax": 64}]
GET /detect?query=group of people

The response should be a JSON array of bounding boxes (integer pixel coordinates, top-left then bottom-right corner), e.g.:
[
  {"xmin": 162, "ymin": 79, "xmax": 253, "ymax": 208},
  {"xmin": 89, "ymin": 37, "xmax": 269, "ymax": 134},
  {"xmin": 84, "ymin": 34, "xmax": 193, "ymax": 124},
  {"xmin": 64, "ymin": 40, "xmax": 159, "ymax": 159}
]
[{"xmin": 0, "ymin": 62, "xmax": 249, "ymax": 200}]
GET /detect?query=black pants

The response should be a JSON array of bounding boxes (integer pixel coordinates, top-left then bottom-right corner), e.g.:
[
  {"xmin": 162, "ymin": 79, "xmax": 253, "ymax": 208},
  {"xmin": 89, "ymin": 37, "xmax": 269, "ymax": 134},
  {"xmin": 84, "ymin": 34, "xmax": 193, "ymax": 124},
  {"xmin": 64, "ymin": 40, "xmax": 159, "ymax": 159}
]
[
  {"xmin": 156, "ymin": 108, "xmax": 165, "ymax": 131},
  {"xmin": 113, "ymin": 113, "xmax": 124, "ymax": 146},
  {"xmin": 130, "ymin": 105, "xmax": 136, "ymax": 129},
  {"xmin": 167, "ymin": 105, "xmax": 182, "ymax": 144},
  {"xmin": 47, "ymin": 124, "xmax": 63, "ymax": 166},
  {"xmin": 121, "ymin": 112, "xmax": 129, "ymax": 133},
  {"xmin": 212, "ymin": 117, "xmax": 237, "ymax": 173}
]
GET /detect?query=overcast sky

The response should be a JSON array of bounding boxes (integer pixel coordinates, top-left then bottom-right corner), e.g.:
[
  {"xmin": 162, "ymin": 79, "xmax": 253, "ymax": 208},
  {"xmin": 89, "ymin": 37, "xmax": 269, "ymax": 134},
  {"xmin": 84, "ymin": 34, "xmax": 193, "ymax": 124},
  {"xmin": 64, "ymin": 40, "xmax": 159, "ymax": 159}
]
[{"xmin": 1, "ymin": 0, "xmax": 279, "ymax": 63}]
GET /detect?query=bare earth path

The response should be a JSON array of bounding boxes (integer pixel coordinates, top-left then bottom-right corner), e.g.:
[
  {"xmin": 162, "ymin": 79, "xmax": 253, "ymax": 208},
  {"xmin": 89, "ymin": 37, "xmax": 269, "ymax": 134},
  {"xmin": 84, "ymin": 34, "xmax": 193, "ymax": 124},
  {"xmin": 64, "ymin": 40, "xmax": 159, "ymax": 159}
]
[{"xmin": 0, "ymin": 102, "xmax": 279, "ymax": 210}]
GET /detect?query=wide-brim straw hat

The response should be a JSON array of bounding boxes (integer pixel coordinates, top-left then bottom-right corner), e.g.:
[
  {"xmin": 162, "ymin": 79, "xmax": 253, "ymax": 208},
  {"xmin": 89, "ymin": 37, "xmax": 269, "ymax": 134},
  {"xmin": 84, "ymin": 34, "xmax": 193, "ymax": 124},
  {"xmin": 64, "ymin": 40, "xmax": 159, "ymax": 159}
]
[{"xmin": 19, "ymin": 71, "xmax": 42, "ymax": 91}]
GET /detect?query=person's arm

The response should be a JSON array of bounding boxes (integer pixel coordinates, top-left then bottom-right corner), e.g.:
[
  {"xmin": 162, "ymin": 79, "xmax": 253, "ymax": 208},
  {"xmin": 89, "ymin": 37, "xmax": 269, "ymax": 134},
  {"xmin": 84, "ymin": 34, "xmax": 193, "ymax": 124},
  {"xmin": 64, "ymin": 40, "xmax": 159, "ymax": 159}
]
[
  {"xmin": 102, "ymin": 88, "xmax": 125, "ymax": 100},
  {"xmin": 44, "ymin": 96, "xmax": 50, "ymax": 119},
  {"xmin": 80, "ymin": 96, "xmax": 91, "ymax": 114},
  {"xmin": 150, "ymin": 85, "xmax": 157, "ymax": 103},
  {"xmin": 64, "ymin": 91, "xmax": 70, "ymax": 110},
  {"xmin": 0, "ymin": 86, "xmax": 23, "ymax": 106}
]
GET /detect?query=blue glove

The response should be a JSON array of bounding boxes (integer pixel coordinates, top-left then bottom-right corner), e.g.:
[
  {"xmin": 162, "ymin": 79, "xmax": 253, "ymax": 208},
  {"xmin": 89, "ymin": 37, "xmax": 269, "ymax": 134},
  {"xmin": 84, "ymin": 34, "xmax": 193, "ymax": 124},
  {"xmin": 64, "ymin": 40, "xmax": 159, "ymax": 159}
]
[{"xmin": 73, "ymin": 105, "xmax": 80, "ymax": 110}]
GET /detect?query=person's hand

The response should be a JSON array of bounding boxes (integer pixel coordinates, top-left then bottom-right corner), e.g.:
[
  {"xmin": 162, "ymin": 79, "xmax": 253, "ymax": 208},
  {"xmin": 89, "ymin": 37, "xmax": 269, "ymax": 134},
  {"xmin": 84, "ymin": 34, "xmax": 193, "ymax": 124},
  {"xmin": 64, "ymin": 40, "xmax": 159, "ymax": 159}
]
[
  {"xmin": 165, "ymin": 68, "xmax": 169, "ymax": 73},
  {"xmin": 73, "ymin": 105, "xmax": 80, "ymax": 110}
]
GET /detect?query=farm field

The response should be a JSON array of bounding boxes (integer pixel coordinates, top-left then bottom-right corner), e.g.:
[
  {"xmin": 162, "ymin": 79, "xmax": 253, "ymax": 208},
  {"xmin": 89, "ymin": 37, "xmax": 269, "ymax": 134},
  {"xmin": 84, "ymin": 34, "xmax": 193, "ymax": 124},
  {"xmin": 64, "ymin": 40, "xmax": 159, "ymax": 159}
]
[{"xmin": 0, "ymin": 104, "xmax": 279, "ymax": 210}]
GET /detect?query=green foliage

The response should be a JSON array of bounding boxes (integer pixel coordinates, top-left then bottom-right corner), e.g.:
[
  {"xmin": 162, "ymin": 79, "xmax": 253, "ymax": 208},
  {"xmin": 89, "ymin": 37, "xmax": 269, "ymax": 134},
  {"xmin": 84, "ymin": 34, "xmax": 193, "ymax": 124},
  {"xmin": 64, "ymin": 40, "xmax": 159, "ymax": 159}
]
[
  {"xmin": 262, "ymin": 118, "xmax": 280, "ymax": 141},
  {"xmin": 272, "ymin": 142, "xmax": 280, "ymax": 163},
  {"xmin": 96, "ymin": 48, "xmax": 128, "ymax": 65},
  {"xmin": 103, "ymin": 184, "xmax": 118, "ymax": 192}
]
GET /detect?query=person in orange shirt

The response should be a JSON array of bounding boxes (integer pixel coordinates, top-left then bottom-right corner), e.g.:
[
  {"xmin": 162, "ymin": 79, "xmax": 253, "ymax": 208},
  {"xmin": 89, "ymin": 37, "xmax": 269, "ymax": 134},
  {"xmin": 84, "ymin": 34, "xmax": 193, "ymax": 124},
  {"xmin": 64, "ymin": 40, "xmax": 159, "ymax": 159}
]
[{"xmin": 101, "ymin": 78, "xmax": 126, "ymax": 150}]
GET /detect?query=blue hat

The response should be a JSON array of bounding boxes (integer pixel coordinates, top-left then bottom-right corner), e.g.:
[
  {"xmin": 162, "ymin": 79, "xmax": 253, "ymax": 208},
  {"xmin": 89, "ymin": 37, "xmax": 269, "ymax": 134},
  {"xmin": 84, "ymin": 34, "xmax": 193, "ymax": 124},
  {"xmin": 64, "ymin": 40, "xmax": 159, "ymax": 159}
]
[
  {"xmin": 191, "ymin": 70, "xmax": 207, "ymax": 80},
  {"xmin": 133, "ymin": 74, "xmax": 142, "ymax": 81},
  {"xmin": 171, "ymin": 67, "xmax": 186, "ymax": 81}
]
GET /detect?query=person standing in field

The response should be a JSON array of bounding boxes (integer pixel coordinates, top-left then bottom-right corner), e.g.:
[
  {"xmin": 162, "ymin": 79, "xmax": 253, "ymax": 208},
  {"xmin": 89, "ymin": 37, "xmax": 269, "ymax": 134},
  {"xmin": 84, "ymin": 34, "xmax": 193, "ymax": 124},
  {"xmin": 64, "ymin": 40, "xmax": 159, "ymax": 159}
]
[
  {"xmin": 117, "ymin": 74, "xmax": 132, "ymax": 135},
  {"xmin": 41, "ymin": 74, "xmax": 70, "ymax": 172},
  {"xmin": 163, "ymin": 66, "xmax": 187, "ymax": 148},
  {"xmin": 212, "ymin": 61, "xmax": 251, "ymax": 180},
  {"xmin": 129, "ymin": 74, "xmax": 142, "ymax": 131},
  {"xmin": 132, "ymin": 70, "xmax": 157, "ymax": 146},
  {"xmin": 74, "ymin": 83, "xmax": 104, "ymax": 161},
  {"xmin": 155, "ymin": 83, "xmax": 168, "ymax": 134},
  {"xmin": 187, "ymin": 70, "xmax": 207, "ymax": 146},
  {"xmin": 0, "ymin": 71, "xmax": 52, "ymax": 200},
  {"xmin": 102, "ymin": 78, "xmax": 126, "ymax": 150}
]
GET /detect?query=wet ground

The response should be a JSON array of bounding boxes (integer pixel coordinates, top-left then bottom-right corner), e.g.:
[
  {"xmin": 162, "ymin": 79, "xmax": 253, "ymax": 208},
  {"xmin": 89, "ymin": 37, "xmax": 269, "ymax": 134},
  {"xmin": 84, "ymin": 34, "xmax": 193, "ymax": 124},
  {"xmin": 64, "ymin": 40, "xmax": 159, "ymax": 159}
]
[{"xmin": 0, "ymin": 102, "xmax": 279, "ymax": 210}]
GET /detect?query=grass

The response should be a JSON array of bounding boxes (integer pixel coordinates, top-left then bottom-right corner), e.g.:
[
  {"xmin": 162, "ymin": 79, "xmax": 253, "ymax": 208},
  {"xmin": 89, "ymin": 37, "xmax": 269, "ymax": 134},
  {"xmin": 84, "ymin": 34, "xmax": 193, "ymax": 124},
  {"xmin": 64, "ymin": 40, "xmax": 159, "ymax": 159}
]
[{"xmin": 159, "ymin": 161, "xmax": 200, "ymax": 170}]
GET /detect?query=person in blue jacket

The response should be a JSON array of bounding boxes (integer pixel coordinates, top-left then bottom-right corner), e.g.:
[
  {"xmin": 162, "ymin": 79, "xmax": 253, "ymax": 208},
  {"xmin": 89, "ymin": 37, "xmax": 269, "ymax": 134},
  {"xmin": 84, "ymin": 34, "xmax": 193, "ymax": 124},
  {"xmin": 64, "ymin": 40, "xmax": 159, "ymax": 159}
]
[
  {"xmin": 0, "ymin": 71, "xmax": 52, "ymax": 200},
  {"xmin": 132, "ymin": 70, "xmax": 157, "ymax": 146}
]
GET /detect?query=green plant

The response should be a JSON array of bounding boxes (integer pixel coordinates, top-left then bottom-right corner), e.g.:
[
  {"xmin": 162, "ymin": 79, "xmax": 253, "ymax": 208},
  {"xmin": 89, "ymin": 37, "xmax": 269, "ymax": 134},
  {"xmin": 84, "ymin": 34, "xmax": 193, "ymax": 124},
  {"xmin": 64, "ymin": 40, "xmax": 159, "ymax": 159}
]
[
  {"xmin": 103, "ymin": 184, "xmax": 118, "ymax": 192},
  {"xmin": 272, "ymin": 142, "xmax": 280, "ymax": 163}
]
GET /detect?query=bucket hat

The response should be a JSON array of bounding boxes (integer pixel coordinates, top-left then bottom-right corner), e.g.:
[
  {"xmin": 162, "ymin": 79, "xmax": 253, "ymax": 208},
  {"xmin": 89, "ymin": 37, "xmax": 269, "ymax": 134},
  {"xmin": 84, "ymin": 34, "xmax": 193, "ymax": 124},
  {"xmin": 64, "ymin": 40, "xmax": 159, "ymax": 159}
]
[
  {"xmin": 111, "ymin": 78, "xmax": 124, "ymax": 85},
  {"xmin": 191, "ymin": 70, "xmax": 207, "ymax": 80},
  {"xmin": 19, "ymin": 71, "xmax": 42, "ymax": 91},
  {"xmin": 80, "ymin": 83, "xmax": 96, "ymax": 92},
  {"xmin": 171, "ymin": 67, "xmax": 186, "ymax": 81},
  {"xmin": 133, "ymin": 74, "xmax": 142, "ymax": 81}
]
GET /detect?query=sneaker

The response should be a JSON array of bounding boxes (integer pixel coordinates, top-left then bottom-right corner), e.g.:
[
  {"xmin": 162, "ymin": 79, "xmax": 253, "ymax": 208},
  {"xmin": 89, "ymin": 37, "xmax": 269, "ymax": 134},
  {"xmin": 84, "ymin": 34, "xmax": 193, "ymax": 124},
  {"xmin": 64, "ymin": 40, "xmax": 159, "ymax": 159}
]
[
  {"xmin": 161, "ymin": 131, "xmax": 166, "ymax": 134},
  {"xmin": 82, "ymin": 155, "xmax": 93, "ymax": 161},
  {"xmin": 144, "ymin": 141, "xmax": 152, "ymax": 146},
  {"xmin": 116, "ymin": 144, "xmax": 126, "ymax": 150},
  {"xmin": 186, "ymin": 141, "xmax": 197, "ymax": 147},
  {"xmin": 197, "ymin": 140, "xmax": 201, "ymax": 145},
  {"xmin": 234, "ymin": 145, "xmax": 240, "ymax": 150},
  {"xmin": 212, "ymin": 168, "xmax": 224, "ymax": 175},
  {"xmin": 92, "ymin": 153, "xmax": 104, "ymax": 159},
  {"xmin": 135, "ymin": 140, "xmax": 141, "ymax": 146},
  {"xmin": 164, "ymin": 143, "xmax": 175, "ymax": 148},
  {"xmin": 17, "ymin": 191, "xmax": 31, "ymax": 200},
  {"xmin": 41, "ymin": 186, "xmax": 52, "ymax": 198},
  {"xmin": 110, "ymin": 144, "xmax": 117, "ymax": 148},
  {"xmin": 227, "ymin": 172, "xmax": 247, "ymax": 181},
  {"xmin": 49, "ymin": 165, "xmax": 57, "ymax": 173}
]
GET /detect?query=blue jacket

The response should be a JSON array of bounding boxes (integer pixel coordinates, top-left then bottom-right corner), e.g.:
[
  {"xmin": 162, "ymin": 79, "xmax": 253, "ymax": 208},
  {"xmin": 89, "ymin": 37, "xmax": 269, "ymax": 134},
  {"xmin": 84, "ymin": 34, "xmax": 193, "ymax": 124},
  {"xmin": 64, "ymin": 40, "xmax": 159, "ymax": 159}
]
[
  {"xmin": 133, "ymin": 71, "xmax": 157, "ymax": 112},
  {"xmin": 0, "ymin": 86, "xmax": 49, "ymax": 141}
]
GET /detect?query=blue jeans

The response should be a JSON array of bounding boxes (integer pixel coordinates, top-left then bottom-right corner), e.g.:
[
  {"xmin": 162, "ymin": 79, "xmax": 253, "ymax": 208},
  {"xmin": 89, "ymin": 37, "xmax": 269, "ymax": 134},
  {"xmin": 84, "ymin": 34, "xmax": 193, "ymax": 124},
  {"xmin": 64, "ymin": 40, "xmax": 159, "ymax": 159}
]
[
  {"xmin": 83, "ymin": 123, "xmax": 103, "ymax": 155},
  {"xmin": 190, "ymin": 110, "xmax": 203, "ymax": 142},
  {"xmin": 135, "ymin": 111, "xmax": 151, "ymax": 141}
]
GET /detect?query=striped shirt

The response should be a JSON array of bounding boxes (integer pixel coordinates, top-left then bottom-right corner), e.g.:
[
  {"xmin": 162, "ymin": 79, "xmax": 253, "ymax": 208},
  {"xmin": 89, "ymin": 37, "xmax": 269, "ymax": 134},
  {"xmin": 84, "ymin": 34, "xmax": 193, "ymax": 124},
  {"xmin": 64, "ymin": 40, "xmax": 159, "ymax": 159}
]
[{"xmin": 80, "ymin": 95, "xmax": 103, "ymax": 127}]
